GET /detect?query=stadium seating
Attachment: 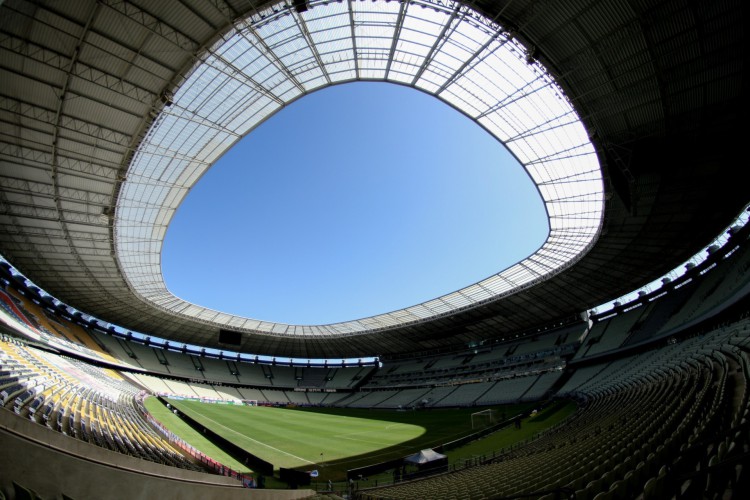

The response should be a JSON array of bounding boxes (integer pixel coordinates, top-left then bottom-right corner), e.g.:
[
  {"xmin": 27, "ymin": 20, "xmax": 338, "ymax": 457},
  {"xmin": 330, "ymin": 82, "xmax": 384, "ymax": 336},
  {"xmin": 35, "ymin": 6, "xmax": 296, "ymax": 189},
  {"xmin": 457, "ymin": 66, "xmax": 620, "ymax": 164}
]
[
  {"xmin": 368, "ymin": 326, "xmax": 578, "ymax": 392},
  {"xmin": 577, "ymin": 306, "xmax": 646, "ymax": 358},
  {"xmin": 1, "ymin": 223, "xmax": 748, "ymax": 499},
  {"xmin": 2, "ymin": 314, "xmax": 748, "ymax": 499},
  {"xmin": 354, "ymin": 319, "xmax": 750, "ymax": 499},
  {"xmin": 92, "ymin": 328, "xmax": 376, "ymax": 392},
  {"xmin": 578, "ymin": 240, "xmax": 750, "ymax": 360},
  {"xmin": 0, "ymin": 288, "xmax": 119, "ymax": 365},
  {"xmin": 0, "ymin": 337, "xmax": 203, "ymax": 472}
]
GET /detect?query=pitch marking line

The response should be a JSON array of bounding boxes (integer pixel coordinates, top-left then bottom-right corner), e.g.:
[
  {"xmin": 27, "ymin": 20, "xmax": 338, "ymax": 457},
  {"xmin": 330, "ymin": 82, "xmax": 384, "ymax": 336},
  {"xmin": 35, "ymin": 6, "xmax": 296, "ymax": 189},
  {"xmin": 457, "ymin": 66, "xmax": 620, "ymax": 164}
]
[
  {"xmin": 385, "ymin": 423, "xmax": 409, "ymax": 430},
  {"xmin": 335, "ymin": 434, "xmax": 414, "ymax": 448},
  {"xmin": 333, "ymin": 422, "xmax": 411, "ymax": 439},
  {"xmin": 333, "ymin": 425, "xmax": 415, "ymax": 448},
  {"xmin": 333, "ymin": 428, "xmax": 382, "ymax": 438},
  {"xmin": 334, "ymin": 434, "xmax": 384, "ymax": 445},
  {"xmin": 187, "ymin": 409, "xmax": 315, "ymax": 465}
]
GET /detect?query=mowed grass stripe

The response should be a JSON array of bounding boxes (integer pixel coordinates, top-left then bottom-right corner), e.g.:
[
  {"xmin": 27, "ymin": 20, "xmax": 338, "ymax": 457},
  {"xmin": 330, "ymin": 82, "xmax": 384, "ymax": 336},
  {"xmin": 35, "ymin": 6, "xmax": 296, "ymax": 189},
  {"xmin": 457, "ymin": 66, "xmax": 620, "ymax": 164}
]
[
  {"xmin": 166, "ymin": 400, "xmax": 426, "ymax": 471},
  {"xmin": 164, "ymin": 400, "xmax": 538, "ymax": 481},
  {"xmin": 176, "ymin": 405, "xmax": 317, "ymax": 464}
]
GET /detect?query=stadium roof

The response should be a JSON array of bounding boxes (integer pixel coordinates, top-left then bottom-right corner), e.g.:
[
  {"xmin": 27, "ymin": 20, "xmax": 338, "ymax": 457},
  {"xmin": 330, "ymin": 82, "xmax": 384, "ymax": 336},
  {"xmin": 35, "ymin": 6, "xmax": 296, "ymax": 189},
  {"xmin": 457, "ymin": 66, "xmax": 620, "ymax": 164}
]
[{"xmin": 0, "ymin": 0, "xmax": 745, "ymax": 358}]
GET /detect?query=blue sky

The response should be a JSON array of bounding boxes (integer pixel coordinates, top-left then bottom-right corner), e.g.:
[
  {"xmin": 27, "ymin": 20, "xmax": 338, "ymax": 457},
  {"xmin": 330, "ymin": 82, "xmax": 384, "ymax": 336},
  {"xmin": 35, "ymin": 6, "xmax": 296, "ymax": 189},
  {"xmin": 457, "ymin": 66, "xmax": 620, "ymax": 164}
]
[{"xmin": 162, "ymin": 82, "xmax": 548, "ymax": 325}]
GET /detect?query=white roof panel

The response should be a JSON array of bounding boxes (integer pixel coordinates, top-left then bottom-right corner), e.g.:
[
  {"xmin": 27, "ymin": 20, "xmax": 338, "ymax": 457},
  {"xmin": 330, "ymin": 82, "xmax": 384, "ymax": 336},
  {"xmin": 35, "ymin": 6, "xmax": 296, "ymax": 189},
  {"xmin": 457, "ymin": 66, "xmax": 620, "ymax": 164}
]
[{"xmin": 114, "ymin": 0, "xmax": 604, "ymax": 338}]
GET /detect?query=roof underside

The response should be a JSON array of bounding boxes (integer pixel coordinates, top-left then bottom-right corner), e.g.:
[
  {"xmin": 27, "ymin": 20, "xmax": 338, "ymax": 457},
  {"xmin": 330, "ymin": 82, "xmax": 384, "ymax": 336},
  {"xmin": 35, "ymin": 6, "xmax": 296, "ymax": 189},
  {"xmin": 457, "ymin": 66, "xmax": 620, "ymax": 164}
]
[
  {"xmin": 116, "ymin": 0, "xmax": 604, "ymax": 338},
  {"xmin": 0, "ymin": 0, "xmax": 746, "ymax": 358}
]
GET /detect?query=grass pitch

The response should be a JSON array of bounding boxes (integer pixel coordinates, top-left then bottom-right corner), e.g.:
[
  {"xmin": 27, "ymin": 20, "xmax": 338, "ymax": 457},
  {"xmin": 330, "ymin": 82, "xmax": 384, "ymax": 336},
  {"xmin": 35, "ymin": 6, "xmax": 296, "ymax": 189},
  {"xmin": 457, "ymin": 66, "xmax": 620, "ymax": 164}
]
[
  {"xmin": 160, "ymin": 398, "xmax": 539, "ymax": 481},
  {"xmin": 144, "ymin": 397, "xmax": 251, "ymax": 473}
]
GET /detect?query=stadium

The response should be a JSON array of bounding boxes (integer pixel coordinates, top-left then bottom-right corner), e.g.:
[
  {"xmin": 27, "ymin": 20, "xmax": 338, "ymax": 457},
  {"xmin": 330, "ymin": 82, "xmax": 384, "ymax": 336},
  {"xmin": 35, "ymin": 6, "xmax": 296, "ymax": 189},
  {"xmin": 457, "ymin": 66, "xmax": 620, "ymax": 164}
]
[{"xmin": 0, "ymin": 0, "xmax": 746, "ymax": 498}]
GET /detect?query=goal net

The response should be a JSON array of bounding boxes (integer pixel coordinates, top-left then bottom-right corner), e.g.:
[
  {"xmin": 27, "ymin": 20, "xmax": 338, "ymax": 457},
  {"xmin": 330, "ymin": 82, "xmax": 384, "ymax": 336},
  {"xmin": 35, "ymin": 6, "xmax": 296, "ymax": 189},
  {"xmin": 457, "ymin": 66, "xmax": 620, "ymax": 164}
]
[{"xmin": 471, "ymin": 409, "xmax": 497, "ymax": 429}]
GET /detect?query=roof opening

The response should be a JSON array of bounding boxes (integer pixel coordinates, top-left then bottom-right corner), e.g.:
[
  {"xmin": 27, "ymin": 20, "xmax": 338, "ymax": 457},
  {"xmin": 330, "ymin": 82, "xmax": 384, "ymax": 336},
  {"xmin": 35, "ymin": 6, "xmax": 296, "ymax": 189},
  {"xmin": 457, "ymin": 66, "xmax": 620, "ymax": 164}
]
[
  {"xmin": 162, "ymin": 83, "xmax": 547, "ymax": 324},
  {"xmin": 117, "ymin": 0, "xmax": 604, "ymax": 336}
]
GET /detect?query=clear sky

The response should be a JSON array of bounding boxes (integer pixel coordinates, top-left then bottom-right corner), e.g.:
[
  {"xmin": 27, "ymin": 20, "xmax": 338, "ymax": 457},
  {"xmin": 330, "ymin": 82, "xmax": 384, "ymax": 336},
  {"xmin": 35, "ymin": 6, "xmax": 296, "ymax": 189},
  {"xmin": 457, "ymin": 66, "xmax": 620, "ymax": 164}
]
[{"xmin": 162, "ymin": 82, "xmax": 548, "ymax": 325}]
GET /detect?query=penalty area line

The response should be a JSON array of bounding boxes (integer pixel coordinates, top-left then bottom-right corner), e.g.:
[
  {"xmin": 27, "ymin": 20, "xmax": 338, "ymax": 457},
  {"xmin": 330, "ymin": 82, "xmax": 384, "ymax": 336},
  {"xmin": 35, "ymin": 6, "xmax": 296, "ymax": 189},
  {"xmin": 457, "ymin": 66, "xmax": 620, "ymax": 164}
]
[
  {"xmin": 385, "ymin": 423, "xmax": 409, "ymax": 430},
  {"xmin": 334, "ymin": 434, "xmax": 413, "ymax": 447}
]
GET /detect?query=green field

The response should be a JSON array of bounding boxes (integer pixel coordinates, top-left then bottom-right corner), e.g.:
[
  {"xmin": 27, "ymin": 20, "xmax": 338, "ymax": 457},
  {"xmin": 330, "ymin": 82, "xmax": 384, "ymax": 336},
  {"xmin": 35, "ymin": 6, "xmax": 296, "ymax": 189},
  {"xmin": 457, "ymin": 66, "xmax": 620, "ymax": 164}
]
[
  {"xmin": 156, "ymin": 398, "xmax": 565, "ymax": 482},
  {"xmin": 144, "ymin": 397, "xmax": 252, "ymax": 474},
  {"xmin": 443, "ymin": 400, "xmax": 577, "ymax": 463}
]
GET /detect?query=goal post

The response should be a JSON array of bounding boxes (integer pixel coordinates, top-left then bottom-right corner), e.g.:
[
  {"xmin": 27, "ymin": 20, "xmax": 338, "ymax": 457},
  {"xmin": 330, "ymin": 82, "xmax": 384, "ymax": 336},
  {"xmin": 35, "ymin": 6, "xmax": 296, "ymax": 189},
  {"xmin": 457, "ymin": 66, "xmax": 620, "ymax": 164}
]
[{"xmin": 471, "ymin": 409, "xmax": 497, "ymax": 429}]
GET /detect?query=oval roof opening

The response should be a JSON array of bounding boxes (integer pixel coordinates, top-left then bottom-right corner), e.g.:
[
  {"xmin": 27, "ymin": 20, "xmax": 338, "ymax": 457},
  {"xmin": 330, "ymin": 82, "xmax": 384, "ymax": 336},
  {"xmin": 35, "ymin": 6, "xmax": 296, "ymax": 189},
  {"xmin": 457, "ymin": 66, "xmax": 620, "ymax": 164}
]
[
  {"xmin": 116, "ymin": 0, "xmax": 604, "ymax": 337},
  {"xmin": 162, "ymin": 83, "xmax": 548, "ymax": 324}
]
